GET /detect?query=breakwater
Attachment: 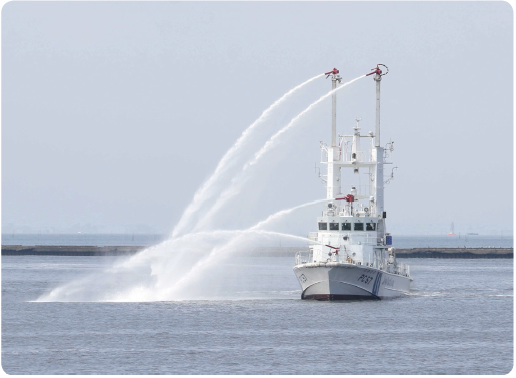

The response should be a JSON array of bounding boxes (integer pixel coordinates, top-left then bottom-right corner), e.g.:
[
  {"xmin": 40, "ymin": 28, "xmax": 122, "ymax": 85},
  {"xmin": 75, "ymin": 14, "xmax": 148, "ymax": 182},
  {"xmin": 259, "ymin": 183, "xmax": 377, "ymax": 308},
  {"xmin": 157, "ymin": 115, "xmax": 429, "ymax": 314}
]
[
  {"xmin": 395, "ymin": 248, "xmax": 513, "ymax": 259},
  {"xmin": 1, "ymin": 245, "xmax": 513, "ymax": 258},
  {"xmin": 1, "ymin": 245, "xmax": 145, "ymax": 256}
]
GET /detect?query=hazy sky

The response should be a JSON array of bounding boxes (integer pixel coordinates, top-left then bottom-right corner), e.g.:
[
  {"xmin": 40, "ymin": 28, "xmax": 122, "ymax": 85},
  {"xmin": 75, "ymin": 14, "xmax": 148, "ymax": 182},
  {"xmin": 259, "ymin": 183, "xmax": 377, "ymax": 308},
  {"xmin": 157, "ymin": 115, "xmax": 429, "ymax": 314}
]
[{"xmin": 2, "ymin": 1, "xmax": 513, "ymax": 236}]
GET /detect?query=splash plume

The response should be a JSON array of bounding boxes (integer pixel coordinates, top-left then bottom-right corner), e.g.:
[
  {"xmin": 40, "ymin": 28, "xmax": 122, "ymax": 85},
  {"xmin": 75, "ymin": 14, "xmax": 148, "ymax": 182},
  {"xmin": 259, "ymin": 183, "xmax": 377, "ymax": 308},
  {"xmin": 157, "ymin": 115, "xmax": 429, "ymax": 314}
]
[{"xmin": 36, "ymin": 200, "xmax": 326, "ymax": 302}]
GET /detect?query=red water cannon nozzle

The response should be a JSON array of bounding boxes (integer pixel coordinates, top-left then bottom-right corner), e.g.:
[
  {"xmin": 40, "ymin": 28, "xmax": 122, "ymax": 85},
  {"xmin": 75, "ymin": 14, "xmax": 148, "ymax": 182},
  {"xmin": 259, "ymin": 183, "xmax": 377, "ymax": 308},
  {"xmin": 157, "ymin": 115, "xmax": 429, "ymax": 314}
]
[
  {"xmin": 366, "ymin": 64, "xmax": 382, "ymax": 76},
  {"xmin": 325, "ymin": 68, "xmax": 339, "ymax": 78},
  {"xmin": 335, "ymin": 194, "xmax": 355, "ymax": 203},
  {"xmin": 366, "ymin": 64, "xmax": 389, "ymax": 77}
]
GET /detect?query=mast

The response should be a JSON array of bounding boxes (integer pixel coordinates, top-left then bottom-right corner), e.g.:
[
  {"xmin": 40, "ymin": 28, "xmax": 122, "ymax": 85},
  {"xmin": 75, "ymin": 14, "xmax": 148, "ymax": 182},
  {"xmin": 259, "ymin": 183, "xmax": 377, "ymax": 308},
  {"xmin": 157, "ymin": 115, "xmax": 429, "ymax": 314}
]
[
  {"xmin": 332, "ymin": 74, "xmax": 337, "ymax": 147},
  {"xmin": 374, "ymin": 71, "xmax": 385, "ymax": 242},
  {"xmin": 375, "ymin": 73, "xmax": 381, "ymax": 147},
  {"xmin": 366, "ymin": 64, "xmax": 389, "ymax": 243},
  {"xmin": 324, "ymin": 68, "xmax": 342, "ymax": 199}
]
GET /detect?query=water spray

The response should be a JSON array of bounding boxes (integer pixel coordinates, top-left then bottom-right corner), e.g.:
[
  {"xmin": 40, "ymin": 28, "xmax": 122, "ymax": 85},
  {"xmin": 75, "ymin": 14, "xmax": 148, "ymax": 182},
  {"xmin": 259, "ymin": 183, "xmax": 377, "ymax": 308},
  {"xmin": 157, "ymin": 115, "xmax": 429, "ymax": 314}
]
[
  {"xmin": 37, "ymin": 199, "xmax": 329, "ymax": 302},
  {"xmin": 246, "ymin": 73, "xmax": 366, "ymax": 168},
  {"xmin": 171, "ymin": 73, "xmax": 325, "ymax": 238},
  {"xmin": 250, "ymin": 199, "xmax": 328, "ymax": 230},
  {"xmin": 161, "ymin": 199, "xmax": 330, "ymax": 298},
  {"xmin": 193, "ymin": 73, "xmax": 367, "ymax": 232},
  {"xmin": 38, "ymin": 67, "xmax": 378, "ymax": 303},
  {"xmin": 162, "ymin": 229, "xmax": 321, "ymax": 299}
]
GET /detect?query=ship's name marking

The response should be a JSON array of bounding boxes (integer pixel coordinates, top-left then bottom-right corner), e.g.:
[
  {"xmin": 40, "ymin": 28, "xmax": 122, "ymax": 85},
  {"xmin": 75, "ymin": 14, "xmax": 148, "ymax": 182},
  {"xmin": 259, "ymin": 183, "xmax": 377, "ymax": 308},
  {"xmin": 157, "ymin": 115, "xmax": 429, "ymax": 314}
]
[{"xmin": 357, "ymin": 274, "xmax": 374, "ymax": 284}]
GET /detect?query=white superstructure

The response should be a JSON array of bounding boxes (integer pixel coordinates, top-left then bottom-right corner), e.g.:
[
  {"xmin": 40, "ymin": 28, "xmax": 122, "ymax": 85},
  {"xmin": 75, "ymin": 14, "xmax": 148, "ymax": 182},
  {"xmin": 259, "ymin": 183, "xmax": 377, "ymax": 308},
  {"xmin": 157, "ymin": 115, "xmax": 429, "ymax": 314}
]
[{"xmin": 293, "ymin": 65, "xmax": 412, "ymax": 300}]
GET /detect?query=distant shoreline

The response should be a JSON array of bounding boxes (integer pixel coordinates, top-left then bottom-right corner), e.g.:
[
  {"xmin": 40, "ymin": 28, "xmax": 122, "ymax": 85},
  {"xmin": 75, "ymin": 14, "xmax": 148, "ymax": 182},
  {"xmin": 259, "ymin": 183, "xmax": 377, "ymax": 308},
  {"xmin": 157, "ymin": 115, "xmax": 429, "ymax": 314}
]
[{"xmin": 1, "ymin": 245, "xmax": 513, "ymax": 258}]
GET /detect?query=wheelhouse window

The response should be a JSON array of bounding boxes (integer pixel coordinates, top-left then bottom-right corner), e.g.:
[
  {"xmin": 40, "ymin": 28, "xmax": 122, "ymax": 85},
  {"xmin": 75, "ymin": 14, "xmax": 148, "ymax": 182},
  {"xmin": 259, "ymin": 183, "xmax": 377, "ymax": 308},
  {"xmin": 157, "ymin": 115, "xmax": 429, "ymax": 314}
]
[
  {"xmin": 366, "ymin": 223, "xmax": 376, "ymax": 231},
  {"xmin": 354, "ymin": 223, "xmax": 364, "ymax": 231},
  {"xmin": 318, "ymin": 222, "xmax": 328, "ymax": 230},
  {"xmin": 342, "ymin": 223, "xmax": 351, "ymax": 231},
  {"xmin": 329, "ymin": 223, "xmax": 339, "ymax": 231}
]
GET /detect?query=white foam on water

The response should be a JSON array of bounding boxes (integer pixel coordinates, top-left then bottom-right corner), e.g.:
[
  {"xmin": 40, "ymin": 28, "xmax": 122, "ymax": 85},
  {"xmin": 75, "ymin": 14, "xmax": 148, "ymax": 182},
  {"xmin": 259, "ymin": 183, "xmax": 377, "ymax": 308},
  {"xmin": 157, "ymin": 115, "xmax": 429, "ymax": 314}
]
[{"xmin": 171, "ymin": 73, "xmax": 324, "ymax": 238}]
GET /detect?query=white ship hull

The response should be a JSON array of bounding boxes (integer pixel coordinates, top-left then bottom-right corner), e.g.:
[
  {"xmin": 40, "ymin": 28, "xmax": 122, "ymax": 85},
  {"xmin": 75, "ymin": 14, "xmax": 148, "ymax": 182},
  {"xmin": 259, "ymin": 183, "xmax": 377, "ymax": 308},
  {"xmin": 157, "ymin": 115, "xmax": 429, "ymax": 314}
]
[{"xmin": 293, "ymin": 262, "xmax": 412, "ymax": 300}]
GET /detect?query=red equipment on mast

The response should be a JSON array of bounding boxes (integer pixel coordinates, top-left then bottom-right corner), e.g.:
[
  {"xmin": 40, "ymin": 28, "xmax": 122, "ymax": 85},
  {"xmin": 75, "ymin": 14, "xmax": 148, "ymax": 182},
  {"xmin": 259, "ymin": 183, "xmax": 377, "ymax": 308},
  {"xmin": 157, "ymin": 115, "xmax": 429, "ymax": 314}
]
[
  {"xmin": 366, "ymin": 64, "xmax": 389, "ymax": 76},
  {"xmin": 324, "ymin": 68, "xmax": 339, "ymax": 78}
]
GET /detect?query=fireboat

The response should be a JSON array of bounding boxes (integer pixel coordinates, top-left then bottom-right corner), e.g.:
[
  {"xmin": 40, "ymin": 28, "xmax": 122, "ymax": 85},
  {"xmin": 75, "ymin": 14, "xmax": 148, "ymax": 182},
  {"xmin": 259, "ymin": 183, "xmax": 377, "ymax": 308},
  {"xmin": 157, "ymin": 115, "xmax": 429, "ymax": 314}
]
[{"xmin": 293, "ymin": 65, "xmax": 412, "ymax": 300}]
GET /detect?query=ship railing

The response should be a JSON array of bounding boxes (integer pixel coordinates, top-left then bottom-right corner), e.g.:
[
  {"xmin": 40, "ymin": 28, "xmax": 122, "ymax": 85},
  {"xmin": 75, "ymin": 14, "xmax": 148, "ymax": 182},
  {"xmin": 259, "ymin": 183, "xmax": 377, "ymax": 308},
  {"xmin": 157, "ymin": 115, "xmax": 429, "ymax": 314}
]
[
  {"xmin": 336, "ymin": 184, "xmax": 373, "ymax": 201},
  {"xmin": 341, "ymin": 150, "xmax": 372, "ymax": 163},
  {"xmin": 404, "ymin": 263, "xmax": 410, "ymax": 277},
  {"xmin": 395, "ymin": 263, "xmax": 410, "ymax": 277},
  {"xmin": 295, "ymin": 251, "xmax": 311, "ymax": 265}
]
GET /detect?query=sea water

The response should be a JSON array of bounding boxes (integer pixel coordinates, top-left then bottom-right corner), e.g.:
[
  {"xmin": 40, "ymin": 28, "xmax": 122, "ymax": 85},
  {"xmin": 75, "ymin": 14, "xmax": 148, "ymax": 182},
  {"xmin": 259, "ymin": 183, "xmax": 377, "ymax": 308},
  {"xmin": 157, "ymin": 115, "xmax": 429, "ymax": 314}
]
[{"xmin": 2, "ymin": 254, "xmax": 513, "ymax": 374}]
